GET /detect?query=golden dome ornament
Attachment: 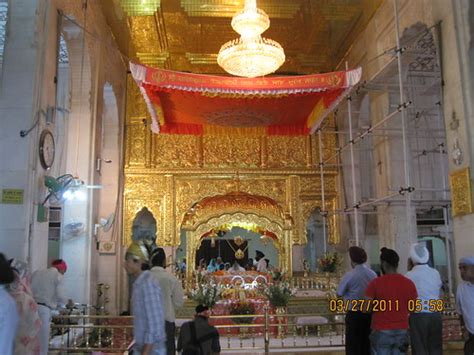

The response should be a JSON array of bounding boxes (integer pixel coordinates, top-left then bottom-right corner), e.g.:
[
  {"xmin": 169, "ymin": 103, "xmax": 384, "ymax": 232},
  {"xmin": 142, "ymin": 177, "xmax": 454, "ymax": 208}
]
[
  {"xmin": 234, "ymin": 235, "xmax": 244, "ymax": 246},
  {"xmin": 235, "ymin": 248, "xmax": 245, "ymax": 260}
]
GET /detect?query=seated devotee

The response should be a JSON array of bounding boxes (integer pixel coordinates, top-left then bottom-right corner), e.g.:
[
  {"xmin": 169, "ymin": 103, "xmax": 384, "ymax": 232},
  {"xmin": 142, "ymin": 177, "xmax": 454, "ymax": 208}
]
[
  {"xmin": 246, "ymin": 258, "xmax": 255, "ymax": 271},
  {"xmin": 197, "ymin": 259, "xmax": 207, "ymax": 275},
  {"xmin": 230, "ymin": 260, "xmax": 245, "ymax": 273},
  {"xmin": 255, "ymin": 250, "xmax": 267, "ymax": 272},
  {"xmin": 216, "ymin": 257, "xmax": 224, "ymax": 271},
  {"xmin": 177, "ymin": 305, "xmax": 221, "ymax": 355},
  {"xmin": 337, "ymin": 246, "xmax": 376, "ymax": 355},
  {"xmin": 0, "ymin": 253, "xmax": 19, "ymax": 355},
  {"xmin": 207, "ymin": 258, "xmax": 218, "ymax": 273},
  {"xmin": 31, "ymin": 259, "xmax": 73, "ymax": 355},
  {"xmin": 224, "ymin": 262, "xmax": 231, "ymax": 271},
  {"xmin": 180, "ymin": 258, "xmax": 187, "ymax": 274},
  {"xmin": 456, "ymin": 256, "xmax": 474, "ymax": 355}
]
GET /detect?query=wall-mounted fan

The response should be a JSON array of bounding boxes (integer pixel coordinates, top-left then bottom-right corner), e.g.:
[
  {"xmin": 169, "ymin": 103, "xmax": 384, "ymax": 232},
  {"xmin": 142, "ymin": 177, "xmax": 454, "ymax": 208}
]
[
  {"xmin": 42, "ymin": 175, "xmax": 102, "ymax": 206},
  {"xmin": 63, "ymin": 221, "xmax": 85, "ymax": 238},
  {"xmin": 94, "ymin": 213, "xmax": 115, "ymax": 235}
]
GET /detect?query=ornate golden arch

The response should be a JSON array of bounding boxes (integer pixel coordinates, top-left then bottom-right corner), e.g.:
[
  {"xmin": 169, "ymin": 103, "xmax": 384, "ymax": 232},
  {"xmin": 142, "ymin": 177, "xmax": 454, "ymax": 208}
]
[{"xmin": 181, "ymin": 192, "xmax": 293, "ymax": 281}]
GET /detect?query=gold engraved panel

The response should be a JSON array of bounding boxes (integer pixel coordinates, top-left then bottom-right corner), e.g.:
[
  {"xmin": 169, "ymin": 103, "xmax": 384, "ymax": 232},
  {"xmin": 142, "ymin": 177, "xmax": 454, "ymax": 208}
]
[
  {"xmin": 301, "ymin": 176, "xmax": 321, "ymax": 195},
  {"xmin": 126, "ymin": 123, "xmax": 148, "ymax": 167},
  {"xmin": 239, "ymin": 179, "xmax": 286, "ymax": 204},
  {"xmin": 203, "ymin": 136, "xmax": 260, "ymax": 168},
  {"xmin": 267, "ymin": 136, "xmax": 307, "ymax": 168},
  {"xmin": 129, "ymin": 16, "xmax": 161, "ymax": 54},
  {"xmin": 153, "ymin": 135, "xmax": 200, "ymax": 168},
  {"xmin": 449, "ymin": 167, "xmax": 473, "ymax": 217}
]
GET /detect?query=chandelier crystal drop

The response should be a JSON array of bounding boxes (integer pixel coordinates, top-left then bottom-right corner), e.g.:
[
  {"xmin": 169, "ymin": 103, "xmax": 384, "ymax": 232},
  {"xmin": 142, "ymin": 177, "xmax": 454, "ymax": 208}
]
[{"xmin": 217, "ymin": 0, "xmax": 285, "ymax": 78}]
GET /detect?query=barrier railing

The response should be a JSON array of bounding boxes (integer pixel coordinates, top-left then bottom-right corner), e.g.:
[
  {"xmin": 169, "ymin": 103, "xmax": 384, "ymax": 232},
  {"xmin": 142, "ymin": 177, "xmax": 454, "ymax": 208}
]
[{"xmin": 49, "ymin": 309, "xmax": 463, "ymax": 353}]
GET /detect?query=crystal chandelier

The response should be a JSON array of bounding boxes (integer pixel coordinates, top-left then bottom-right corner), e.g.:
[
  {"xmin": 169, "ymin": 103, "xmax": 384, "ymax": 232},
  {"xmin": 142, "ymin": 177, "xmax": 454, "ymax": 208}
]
[{"xmin": 217, "ymin": 0, "xmax": 285, "ymax": 78}]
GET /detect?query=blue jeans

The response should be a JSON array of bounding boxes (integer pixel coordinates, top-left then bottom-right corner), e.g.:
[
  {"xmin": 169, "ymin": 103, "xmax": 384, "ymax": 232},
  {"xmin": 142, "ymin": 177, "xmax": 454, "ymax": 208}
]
[{"xmin": 370, "ymin": 329, "xmax": 409, "ymax": 355}]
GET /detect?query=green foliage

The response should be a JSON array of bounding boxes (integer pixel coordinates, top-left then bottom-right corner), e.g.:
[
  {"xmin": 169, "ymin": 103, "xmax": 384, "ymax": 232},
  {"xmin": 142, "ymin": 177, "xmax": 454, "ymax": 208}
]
[{"xmin": 262, "ymin": 282, "xmax": 295, "ymax": 307}]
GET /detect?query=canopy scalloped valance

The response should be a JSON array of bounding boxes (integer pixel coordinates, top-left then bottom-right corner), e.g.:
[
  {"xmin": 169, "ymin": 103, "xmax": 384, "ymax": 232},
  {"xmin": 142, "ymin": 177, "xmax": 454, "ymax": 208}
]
[{"xmin": 130, "ymin": 63, "xmax": 361, "ymax": 136}]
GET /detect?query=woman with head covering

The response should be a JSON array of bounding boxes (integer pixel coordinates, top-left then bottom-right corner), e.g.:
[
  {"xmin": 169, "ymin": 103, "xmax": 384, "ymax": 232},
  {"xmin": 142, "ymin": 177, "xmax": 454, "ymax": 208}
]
[
  {"xmin": 0, "ymin": 253, "xmax": 19, "ymax": 355},
  {"xmin": 8, "ymin": 259, "xmax": 41, "ymax": 355},
  {"xmin": 207, "ymin": 258, "xmax": 217, "ymax": 273}
]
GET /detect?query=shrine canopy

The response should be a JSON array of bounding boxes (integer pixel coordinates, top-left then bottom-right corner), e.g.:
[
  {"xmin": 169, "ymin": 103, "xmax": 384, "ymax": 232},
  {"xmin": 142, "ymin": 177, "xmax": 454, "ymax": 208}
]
[{"xmin": 130, "ymin": 63, "xmax": 361, "ymax": 136}]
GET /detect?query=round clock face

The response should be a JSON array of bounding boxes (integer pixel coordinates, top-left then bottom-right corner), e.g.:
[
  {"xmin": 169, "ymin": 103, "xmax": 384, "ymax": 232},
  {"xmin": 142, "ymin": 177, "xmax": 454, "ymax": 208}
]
[{"xmin": 39, "ymin": 129, "xmax": 55, "ymax": 170}]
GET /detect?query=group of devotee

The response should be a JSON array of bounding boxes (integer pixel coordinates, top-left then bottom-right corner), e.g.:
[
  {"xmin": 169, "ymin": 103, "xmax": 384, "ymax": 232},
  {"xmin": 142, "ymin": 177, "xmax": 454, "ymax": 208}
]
[
  {"xmin": 197, "ymin": 250, "xmax": 270, "ymax": 275},
  {"xmin": 337, "ymin": 244, "xmax": 474, "ymax": 355}
]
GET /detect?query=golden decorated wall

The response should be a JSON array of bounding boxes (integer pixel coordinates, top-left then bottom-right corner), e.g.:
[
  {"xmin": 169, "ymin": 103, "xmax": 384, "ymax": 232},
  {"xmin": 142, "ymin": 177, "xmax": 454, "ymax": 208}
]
[{"xmin": 123, "ymin": 76, "xmax": 340, "ymax": 272}]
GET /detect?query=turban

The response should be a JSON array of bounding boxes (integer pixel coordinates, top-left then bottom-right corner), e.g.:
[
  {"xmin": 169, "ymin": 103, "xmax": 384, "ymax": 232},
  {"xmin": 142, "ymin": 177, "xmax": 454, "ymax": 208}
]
[
  {"xmin": 459, "ymin": 256, "xmax": 474, "ymax": 265},
  {"xmin": 126, "ymin": 241, "xmax": 149, "ymax": 262},
  {"xmin": 349, "ymin": 246, "xmax": 367, "ymax": 264},
  {"xmin": 256, "ymin": 250, "xmax": 265, "ymax": 258},
  {"xmin": 409, "ymin": 243, "xmax": 429, "ymax": 264},
  {"xmin": 380, "ymin": 247, "xmax": 399, "ymax": 267},
  {"xmin": 195, "ymin": 304, "xmax": 209, "ymax": 314},
  {"xmin": 52, "ymin": 259, "xmax": 68, "ymax": 273}
]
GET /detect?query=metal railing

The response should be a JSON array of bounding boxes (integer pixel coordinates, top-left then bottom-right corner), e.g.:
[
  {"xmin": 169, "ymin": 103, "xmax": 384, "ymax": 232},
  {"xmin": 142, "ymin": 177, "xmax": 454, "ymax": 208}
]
[{"xmin": 49, "ymin": 309, "xmax": 463, "ymax": 353}]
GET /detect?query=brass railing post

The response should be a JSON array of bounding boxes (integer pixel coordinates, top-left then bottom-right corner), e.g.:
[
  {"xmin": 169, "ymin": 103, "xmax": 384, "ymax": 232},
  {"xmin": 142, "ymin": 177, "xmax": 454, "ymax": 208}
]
[{"xmin": 264, "ymin": 307, "xmax": 269, "ymax": 354}]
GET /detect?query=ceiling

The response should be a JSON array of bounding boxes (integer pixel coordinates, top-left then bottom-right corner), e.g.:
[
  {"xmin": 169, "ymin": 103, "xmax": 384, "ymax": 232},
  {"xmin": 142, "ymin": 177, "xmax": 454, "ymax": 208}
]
[{"xmin": 102, "ymin": 0, "xmax": 383, "ymax": 75}]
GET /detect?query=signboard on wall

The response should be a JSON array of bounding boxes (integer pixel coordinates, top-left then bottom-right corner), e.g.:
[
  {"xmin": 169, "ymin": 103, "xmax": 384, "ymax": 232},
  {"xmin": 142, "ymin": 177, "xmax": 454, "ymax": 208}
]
[{"xmin": 1, "ymin": 189, "xmax": 24, "ymax": 204}]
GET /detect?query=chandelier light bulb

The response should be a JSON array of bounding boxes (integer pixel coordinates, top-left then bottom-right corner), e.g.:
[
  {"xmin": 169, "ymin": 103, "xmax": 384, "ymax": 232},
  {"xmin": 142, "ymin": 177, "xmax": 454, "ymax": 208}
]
[{"xmin": 217, "ymin": 0, "xmax": 285, "ymax": 78}]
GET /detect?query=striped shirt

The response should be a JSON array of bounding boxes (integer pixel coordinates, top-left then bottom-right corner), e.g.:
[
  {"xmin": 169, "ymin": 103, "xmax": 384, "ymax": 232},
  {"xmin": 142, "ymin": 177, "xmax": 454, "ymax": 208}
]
[{"xmin": 132, "ymin": 271, "xmax": 166, "ymax": 352}]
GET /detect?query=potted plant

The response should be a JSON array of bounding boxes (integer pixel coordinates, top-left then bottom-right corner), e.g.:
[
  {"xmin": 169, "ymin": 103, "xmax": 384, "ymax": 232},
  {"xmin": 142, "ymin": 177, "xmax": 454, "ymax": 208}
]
[
  {"xmin": 263, "ymin": 282, "xmax": 295, "ymax": 308},
  {"xmin": 189, "ymin": 282, "xmax": 221, "ymax": 308}
]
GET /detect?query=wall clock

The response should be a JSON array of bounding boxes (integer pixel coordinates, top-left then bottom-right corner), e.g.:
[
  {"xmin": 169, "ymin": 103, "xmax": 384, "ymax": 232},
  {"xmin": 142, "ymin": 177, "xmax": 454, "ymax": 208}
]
[{"xmin": 39, "ymin": 129, "xmax": 55, "ymax": 170}]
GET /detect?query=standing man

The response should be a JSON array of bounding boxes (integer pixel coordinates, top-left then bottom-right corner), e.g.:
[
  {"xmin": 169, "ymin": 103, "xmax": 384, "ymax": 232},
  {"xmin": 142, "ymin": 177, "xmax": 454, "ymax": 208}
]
[
  {"xmin": 456, "ymin": 256, "xmax": 474, "ymax": 355},
  {"xmin": 405, "ymin": 243, "xmax": 443, "ymax": 355},
  {"xmin": 177, "ymin": 305, "xmax": 221, "ymax": 355},
  {"xmin": 255, "ymin": 250, "xmax": 267, "ymax": 272},
  {"xmin": 124, "ymin": 242, "xmax": 166, "ymax": 355},
  {"xmin": 31, "ymin": 259, "xmax": 72, "ymax": 355},
  {"xmin": 150, "ymin": 248, "xmax": 185, "ymax": 355},
  {"xmin": 337, "ymin": 246, "xmax": 377, "ymax": 355},
  {"xmin": 365, "ymin": 248, "xmax": 418, "ymax": 355}
]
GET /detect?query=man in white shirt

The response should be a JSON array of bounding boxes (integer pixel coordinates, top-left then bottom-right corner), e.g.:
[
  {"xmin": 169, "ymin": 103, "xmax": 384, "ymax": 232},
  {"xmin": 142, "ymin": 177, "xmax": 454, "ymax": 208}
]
[
  {"xmin": 0, "ymin": 253, "xmax": 19, "ymax": 355},
  {"xmin": 405, "ymin": 243, "xmax": 443, "ymax": 355},
  {"xmin": 31, "ymin": 259, "xmax": 72, "ymax": 355},
  {"xmin": 255, "ymin": 250, "xmax": 267, "ymax": 272},
  {"xmin": 150, "ymin": 248, "xmax": 184, "ymax": 355},
  {"xmin": 456, "ymin": 256, "xmax": 474, "ymax": 355}
]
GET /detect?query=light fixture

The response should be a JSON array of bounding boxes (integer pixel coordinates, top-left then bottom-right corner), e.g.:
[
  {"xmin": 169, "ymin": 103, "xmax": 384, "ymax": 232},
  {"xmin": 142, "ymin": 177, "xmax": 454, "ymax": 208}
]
[{"xmin": 217, "ymin": 0, "xmax": 285, "ymax": 78}]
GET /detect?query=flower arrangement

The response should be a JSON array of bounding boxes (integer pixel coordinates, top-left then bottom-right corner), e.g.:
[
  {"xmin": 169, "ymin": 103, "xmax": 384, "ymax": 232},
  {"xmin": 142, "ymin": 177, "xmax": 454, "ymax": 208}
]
[
  {"xmin": 189, "ymin": 282, "xmax": 221, "ymax": 308},
  {"xmin": 317, "ymin": 252, "xmax": 341, "ymax": 273},
  {"xmin": 262, "ymin": 282, "xmax": 296, "ymax": 307},
  {"xmin": 229, "ymin": 302, "xmax": 255, "ymax": 324}
]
